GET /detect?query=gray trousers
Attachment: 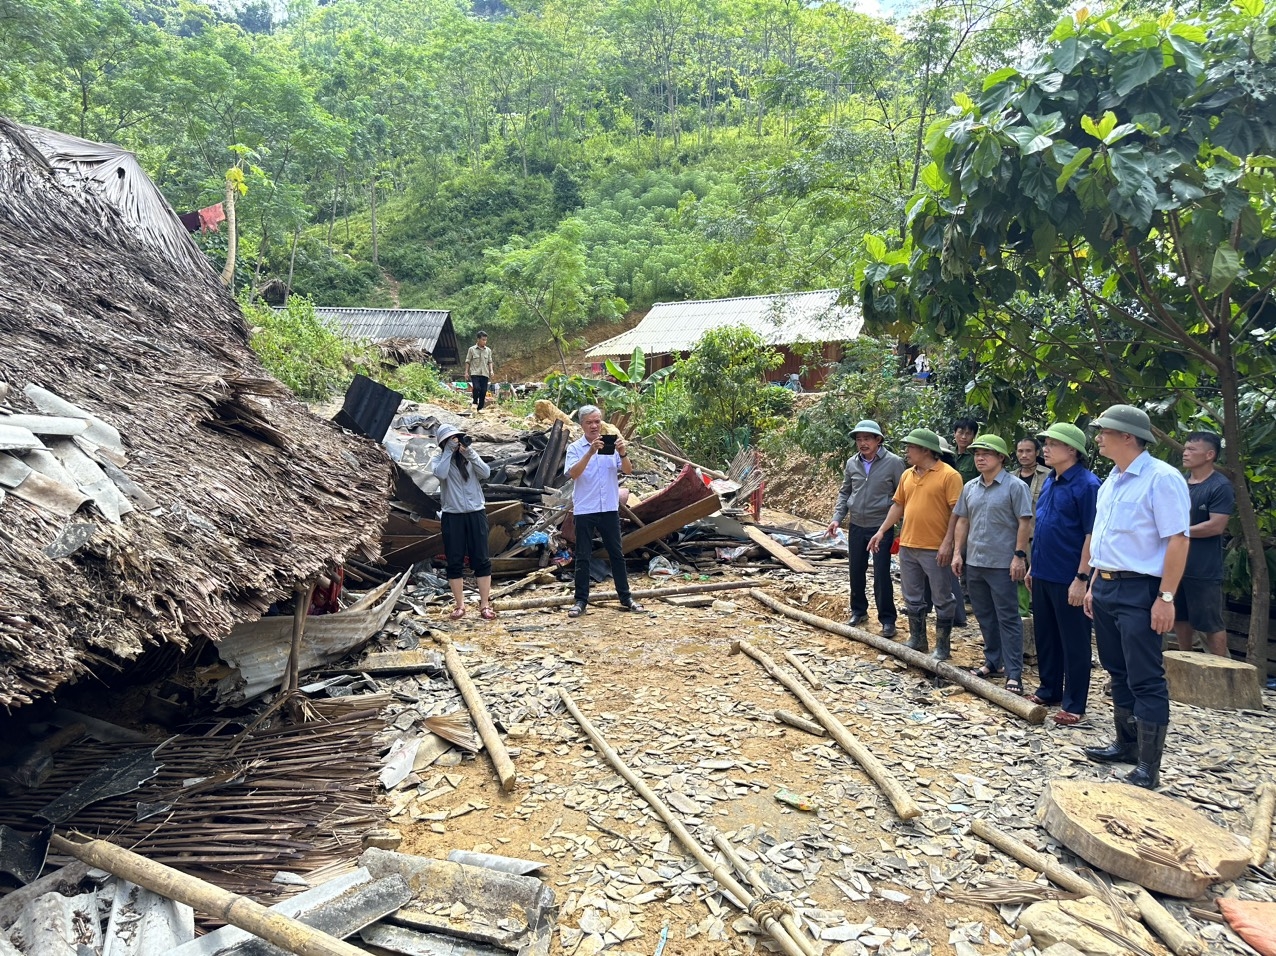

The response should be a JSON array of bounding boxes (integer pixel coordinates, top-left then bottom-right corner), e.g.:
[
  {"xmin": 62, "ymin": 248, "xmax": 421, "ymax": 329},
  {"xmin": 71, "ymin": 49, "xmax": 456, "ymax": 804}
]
[
  {"xmin": 968, "ymin": 564, "xmax": 1024, "ymax": 681},
  {"xmin": 899, "ymin": 547, "xmax": 956, "ymax": 623}
]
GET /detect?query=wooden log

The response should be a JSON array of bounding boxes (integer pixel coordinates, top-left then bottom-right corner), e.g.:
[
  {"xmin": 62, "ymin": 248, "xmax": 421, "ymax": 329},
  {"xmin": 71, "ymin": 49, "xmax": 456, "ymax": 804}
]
[
  {"xmin": 599, "ymin": 495, "xmax": 720, "ymax": 556},
  {"xmin": 1132, "ymin": 888, "xmax": 1204, "ymax": 956},
  {"xmin": 493, "ymin": 578, "xmax": 758, "ymax": 611},
  {"xmin": 557, "ymin": 690, "xmax": 810, "ymax": 956},
  {"xmin": 774, "ymin": 710, "xmax": 825, "ymax": 737},
  {"xmin": 969, "ymin": 818, "xmax": 1111, "ymax": 902},
  {"xmin": 1037, "ymin": 779, "xmax": 1250, "ymax": 898},
  {"xmin": 48, "ymin": 834, "xmax": 368, "ymax": 956},
  {"xmin": 1250, "ymin": 781, "xmax": 1275, "ymax": 867},
  {"xmin": 709, "ymin": 831, "xmax": 818, "ymax": 956},
  {"xmin": 732, "ymin": 640, "xmax": 921, "ymax": 821},
  {"xmin": 749, "ymin": 589, "xmax": 1046, "ymax": 725},
  {"xmin": 434, "ymin": 637, "xmax": 517, "ymax": 792},
  {"xmin": 782, "ymin": 651, "xmax": 823, "ymax": 690},
  {"xmin": 1163, "ymin": 650, "xmax": 1262, "ymax": 710},
  {"xmin": 741, "ymin": 526, "xmax": 817, "ymax": 573}
]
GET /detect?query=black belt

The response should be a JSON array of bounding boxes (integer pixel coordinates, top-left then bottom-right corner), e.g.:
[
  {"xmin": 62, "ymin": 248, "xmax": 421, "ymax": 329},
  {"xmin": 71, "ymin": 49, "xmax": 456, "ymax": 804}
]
[{"xmin": 1095, "ymin": 570, "xmax": 1154, "ymax": 581}]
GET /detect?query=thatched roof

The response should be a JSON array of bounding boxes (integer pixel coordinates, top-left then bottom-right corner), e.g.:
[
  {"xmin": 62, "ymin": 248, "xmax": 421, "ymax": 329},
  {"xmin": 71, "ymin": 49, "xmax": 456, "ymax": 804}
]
[{"xmin": 0, "ymin": 118, "xmax": 391, "ymax": 709}]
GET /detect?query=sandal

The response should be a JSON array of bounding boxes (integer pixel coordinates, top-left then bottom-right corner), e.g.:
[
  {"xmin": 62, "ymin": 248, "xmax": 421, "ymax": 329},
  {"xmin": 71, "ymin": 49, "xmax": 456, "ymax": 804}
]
[
  {"xmin": 1025, "ymin": 693, "xmax": 1060, "ymax": 706},
  {"xmin": 619, "ymin": 600, "xmax": 647, "ymax": 614},
  {"xmin": 1005, "ymin": 679, "xmax": 1024, "ymax": 695},
  {"xmin": 970, "ymin": 664, "xmax": 1003, "ymax": 679},
  {"xmin": 481, "ymin": 606, "xmax": 498, "ymax": 621},
  {"xmin": 567, "ymin": 602, "xmax": 587, "ymax": 618},
  {"xmin": 449, "ymin": 607, "xmax": 465, "ymax": 621},
  {"xmin": 1052, "ymin": 710, "xmax": 1083, "ymax": 726}
]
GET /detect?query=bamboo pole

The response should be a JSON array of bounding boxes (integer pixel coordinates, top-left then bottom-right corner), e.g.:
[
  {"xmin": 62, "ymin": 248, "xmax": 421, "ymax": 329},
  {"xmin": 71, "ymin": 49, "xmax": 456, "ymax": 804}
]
[
  {"xmin": 709, "ymin": 830, "xmax": 818, "ymax": 956},
  {"xmin": 284, "ymin": 580, "xmax": 317, "ymax": 694},
  {"xmin": 1250, "ymin": 781, "xmax": 1275, "ymax": 867},
  {"xmin": 494, "ymin": 578, "xmax": 758, "ymax": 611},
  {"xmin": 969, "ymin": 818, "xmax": 1137, "ymax": 919},
  {"xmin": 49, "ymin": 834, "xmax": 367, "ymax": 956},
  {"xmin": 774, "ymin": 710, "xmax": 825, "ymax": 736},
  {"xmin": 631, "ymin": 442, "xmax": 728, "ymax": 479},
  {"xmin": 557, "ymin": 689, "xmax": 809, "ymax": 956},
  {"xmin": 749, "ymin": 589, "xmax": 1046, "ymax": 724},
  {"xmin": 782, "ymin": 651, "xmax": 823, "ymax": 690},
  {"xmin": 732, "ymin": 640, "xmax": 921, "ymax": 820},
  {"xmin": 1132, "ymin": 888, "xmax": 1203, "ymax": 956},
  {"xmin": 434, "ymin": 637, "xmax": 517, "ymax": 792}
]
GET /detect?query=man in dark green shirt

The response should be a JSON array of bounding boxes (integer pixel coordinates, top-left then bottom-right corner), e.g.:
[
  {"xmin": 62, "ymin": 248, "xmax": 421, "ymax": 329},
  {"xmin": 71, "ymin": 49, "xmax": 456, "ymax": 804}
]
[{"xmin": 953, "ymin": 418, "xmax": 980, "ymax": 484}]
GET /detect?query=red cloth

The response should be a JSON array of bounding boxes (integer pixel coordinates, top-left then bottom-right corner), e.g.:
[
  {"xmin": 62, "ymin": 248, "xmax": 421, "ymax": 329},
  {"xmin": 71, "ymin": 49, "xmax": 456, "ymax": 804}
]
[
  {"xmin": 197, "ymin": 203, "xmax": 226, "ymax": 233},
  {"xmin": 1218, "ymin": 899, "xmax": 1276, "ymax": 956}
]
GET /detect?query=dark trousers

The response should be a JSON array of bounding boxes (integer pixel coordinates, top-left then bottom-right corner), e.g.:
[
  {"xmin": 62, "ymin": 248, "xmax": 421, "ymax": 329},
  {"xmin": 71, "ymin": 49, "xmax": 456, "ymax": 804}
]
[
  {"xmin": 848, "ymin": 523, "xmax": 896, "ymax": 624},
  {"xmin": 471, "ymin": 375, "xmax": 489, "ymax": 410},
  {"xmin": 1031, "ymin": 577, "xmax": 1092, "ymax": 714},
  {"xmin": 573, "ymin": 510, "xmax": 630, "ymax": 604},
  {"xmin": 1092, "ymin": 575, "xmax": 1170, "ymax": 724},
  {"xmin": 441, "ymin": 510, "xmax": 492, "ymax": 579}
]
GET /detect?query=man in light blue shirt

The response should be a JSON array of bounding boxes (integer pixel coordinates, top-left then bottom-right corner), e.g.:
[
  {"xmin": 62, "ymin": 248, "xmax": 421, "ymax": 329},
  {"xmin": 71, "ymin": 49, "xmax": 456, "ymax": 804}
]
[
  {"xmin": 1081, "ymin": 404, "xmax": 1189, "ymax": 790},
  {"xmin": 565, "ymin": 405, "xmax": 646, "ymax": 618}
]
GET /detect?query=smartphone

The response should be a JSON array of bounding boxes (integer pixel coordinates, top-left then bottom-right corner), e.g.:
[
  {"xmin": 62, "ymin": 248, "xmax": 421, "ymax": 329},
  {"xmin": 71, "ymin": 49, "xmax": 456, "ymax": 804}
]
[{"xmin": 599, "ymin": 434, "xmax": 617, "ymax": 455}]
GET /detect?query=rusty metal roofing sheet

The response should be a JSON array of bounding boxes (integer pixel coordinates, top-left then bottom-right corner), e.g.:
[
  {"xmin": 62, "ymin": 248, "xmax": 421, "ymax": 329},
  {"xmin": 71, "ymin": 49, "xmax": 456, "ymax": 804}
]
[{"xmin": 585, "ymin": 289, "xmax": 862, "ymax": 358}]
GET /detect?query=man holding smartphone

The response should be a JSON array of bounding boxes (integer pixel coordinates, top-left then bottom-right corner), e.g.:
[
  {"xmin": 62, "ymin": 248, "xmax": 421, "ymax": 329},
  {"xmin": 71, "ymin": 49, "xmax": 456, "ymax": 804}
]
[{"xmin": 565, "ymin": 405, "xmax": 645, "ymax": 618}]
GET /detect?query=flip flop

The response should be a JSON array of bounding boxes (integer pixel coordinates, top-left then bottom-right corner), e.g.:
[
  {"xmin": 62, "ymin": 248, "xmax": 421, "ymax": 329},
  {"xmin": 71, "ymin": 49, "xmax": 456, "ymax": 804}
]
[
  {"xmin": 449, "ymin": 607, "xmax": 465, "ymax": 620},
  {"xmin": 481, "ymin": 606, "xmax": 498, "ymax": 620},
  {"xmin": 970, "ymin": 664, "xmax": 1003, "ymax": 679},
  {"xmin": 1052, "ymin": 710, "xmax": 1083, "ymax": 725}
]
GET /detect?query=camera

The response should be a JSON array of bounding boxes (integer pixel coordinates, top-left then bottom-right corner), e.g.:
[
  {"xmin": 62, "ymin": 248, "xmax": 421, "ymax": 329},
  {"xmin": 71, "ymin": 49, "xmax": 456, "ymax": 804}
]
[{"xmin": 458, "ymin": 434, "xmax": 473, "ymax": 447}]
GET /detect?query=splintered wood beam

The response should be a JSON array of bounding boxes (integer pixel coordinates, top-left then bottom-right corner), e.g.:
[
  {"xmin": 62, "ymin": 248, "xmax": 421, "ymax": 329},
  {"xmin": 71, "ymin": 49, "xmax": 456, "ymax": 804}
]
[
  {"xmin": 741, "ymin": 525, "xmax": 817, "ymax": 573},
  {"xmin": 595, "ymin": 495, "xmax": 719, "ymax": 556}
]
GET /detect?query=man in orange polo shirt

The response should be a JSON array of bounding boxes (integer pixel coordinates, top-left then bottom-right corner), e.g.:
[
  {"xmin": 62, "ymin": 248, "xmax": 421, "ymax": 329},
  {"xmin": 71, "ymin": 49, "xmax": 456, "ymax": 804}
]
[{"xmin": 869, "ymin": 428, "xmax": 965, "ymax": 659}]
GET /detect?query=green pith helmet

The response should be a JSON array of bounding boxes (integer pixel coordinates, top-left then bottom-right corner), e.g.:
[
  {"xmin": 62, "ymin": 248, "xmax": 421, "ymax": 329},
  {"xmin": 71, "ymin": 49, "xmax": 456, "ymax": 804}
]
[
  {"xmin": 1091, "ymin": 404, "xmax": 1155, "ymax": 442},
  {"xmin": 850, "ymin": 419, "xmax": 884, "ymax": 439},
  {"xmin": 902, "ymin": 428, "xmax": 942, "ymax": 454},
  {"xmin": 968, "ymin": 434, "xmax": 1009, "ymax": 458},
  {"xmin": 1039, "ymin": 422, "xmax": 1087, "ymax": 454}
]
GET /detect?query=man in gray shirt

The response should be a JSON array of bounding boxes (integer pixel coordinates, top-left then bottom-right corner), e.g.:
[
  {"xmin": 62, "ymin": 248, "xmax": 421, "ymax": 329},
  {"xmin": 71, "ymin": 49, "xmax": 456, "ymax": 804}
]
[
  {"xmin": 952, "ymin": 434, "xmax": 1033, "ymax": 686},
  {"xmin": 827, "ymin": 420, "xmax": 906, "ymax": 637}
]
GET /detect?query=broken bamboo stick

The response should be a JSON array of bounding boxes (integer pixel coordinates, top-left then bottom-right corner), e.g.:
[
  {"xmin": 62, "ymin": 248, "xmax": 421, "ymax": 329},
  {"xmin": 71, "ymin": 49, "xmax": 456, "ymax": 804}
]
[
  {"xmin": 710, "ymin": 830, "xmax": 819, "ymax": 956},
  {"xmin": 434, "ymin": 637, "xmax": 517, "ymax": 792},
  {"xmin": 48, "ymin": 834, "xmax": 368, "ymax": 956},
  {"xmin": 284, "ymin": 580, "xmax": 318, "ymax": 695},
  {"xmin": 631, "ymin": 442, "xmax": 728, "ymax": 479},
  {"xmin": 1132, "ymin": 888, "xmax": 1203, "ymax": 956},
  {"xmin": 749, "ymin": 589, "xmax": 1046, "ymax": 724},
  {"xmin": 1250, "ymin": 781, "xmax": 1275, "ymax": 867},
  {"xmin": 493, "ymin": 578, "xmax": 757, "ymax": 611},
  {"xmin": 782, "ymin": 651, "xmax": 823, "ymax": 690},
  {"xmin": 774, "ymin": 710, "xmax": 825, "ymax": 736},
  {"xmin": 732, "ymin": 640, "xmax": 921, "ymax": 821},
  {"xmin": 557, "ymin": 689, "xmax": 810, "ymax": 956}
]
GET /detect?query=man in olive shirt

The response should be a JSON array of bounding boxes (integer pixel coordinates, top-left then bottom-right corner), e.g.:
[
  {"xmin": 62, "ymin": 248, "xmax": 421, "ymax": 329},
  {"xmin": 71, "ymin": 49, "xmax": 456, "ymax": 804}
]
[
  {"xmin": 827, "ymin": 420, "xmax": 906, "ymax": 637},
  {"xmin": 464, "ymin": 331, "xmax": 495, "ymax": 411}
]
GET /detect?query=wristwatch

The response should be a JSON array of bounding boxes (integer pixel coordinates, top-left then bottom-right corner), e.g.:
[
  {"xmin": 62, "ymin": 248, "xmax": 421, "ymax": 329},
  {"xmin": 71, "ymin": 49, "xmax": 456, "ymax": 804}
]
[
  {"xmin": 1075, "ymin": 571, "xmax": 1090, "ymax": 583},
  {"xmin": 1158, "ymin": 591, "xmax": 1175, "ymax": 603},
  {"xmin": 1013, "ymin": 550, "xmax": 1027, "ymax": 559}
]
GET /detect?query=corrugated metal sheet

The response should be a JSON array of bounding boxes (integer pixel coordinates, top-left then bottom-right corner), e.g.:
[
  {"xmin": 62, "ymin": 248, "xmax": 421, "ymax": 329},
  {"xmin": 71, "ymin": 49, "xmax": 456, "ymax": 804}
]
[
  {"xmin": 309, "ymin": 308, "xmax": 451, "ymax": 348},
  {"xmin": 585, "ymin": 290, "xmax": 862, "ymax": 358}
]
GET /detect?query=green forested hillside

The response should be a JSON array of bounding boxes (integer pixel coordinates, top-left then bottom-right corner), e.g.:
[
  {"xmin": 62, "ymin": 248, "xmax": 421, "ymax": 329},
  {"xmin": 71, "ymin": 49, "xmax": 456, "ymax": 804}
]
[{"xmin": 0, "ymin": 0, "xmax": 1067, "ymax": 342}]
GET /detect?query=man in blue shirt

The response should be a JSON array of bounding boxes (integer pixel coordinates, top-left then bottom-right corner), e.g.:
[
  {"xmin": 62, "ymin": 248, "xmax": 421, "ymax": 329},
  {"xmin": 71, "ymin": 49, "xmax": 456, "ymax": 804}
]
[
  {"xmin": 1024, "ymin": 423, "xmax": 1100, "ymax": 726},
  {"xmin": 565, "ymin": 405, "xmax": 646, "ymax": 618},
  {"xmin": 1082, "ymin": 405, "xmax": 1190, "ymax": 789}
]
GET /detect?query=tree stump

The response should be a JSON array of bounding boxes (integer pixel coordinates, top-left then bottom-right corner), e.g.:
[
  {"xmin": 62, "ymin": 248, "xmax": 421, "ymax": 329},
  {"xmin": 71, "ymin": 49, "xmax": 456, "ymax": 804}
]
[
  {"xmin": 1037, "ymin": 780, "xmax": 1250, "ymax": 898},
  {"xmin": 1163, "ymin": 651, "xmax": 1261, "ymax": 710}
]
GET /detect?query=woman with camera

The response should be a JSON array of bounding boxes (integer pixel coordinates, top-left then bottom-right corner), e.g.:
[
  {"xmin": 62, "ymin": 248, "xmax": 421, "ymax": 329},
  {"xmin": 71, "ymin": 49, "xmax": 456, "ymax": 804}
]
[{"xmin": 431, "ymin": 423, "xmax": 496, "ymax": 621}]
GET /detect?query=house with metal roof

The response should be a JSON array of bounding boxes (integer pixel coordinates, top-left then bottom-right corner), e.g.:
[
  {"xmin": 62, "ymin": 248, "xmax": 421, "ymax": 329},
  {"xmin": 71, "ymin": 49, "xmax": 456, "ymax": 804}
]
[
  {"xmin": 307, "ymin": 308, "xmax": 461, "ymax": 367},
  {"xmin": 584, "ymin": 289, "xmax": 862, "ymax": 388}
]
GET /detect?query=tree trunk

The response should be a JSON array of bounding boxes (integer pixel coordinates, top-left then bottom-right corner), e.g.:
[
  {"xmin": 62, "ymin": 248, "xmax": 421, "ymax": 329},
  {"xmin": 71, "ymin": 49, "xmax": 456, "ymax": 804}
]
[
  {"xmin": 219, "ymin": 179, "xmax": 237, "ymax": 288},
  {"xmin": 285, "ymin": 226, "xmax": 301, "ymax": 304},
  {"xmin": 369, "ymin": 171, "xmax": 379, "ymax": 267}
]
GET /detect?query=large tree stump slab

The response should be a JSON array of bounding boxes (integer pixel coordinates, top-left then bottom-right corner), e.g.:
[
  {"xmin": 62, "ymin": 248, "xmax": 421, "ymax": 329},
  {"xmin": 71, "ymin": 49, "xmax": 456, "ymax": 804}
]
[
  {"xmin": 1163, "ymin": 650, "xmax": 1262, "ymax": 710},
  {"xmin": 1037, "ymin": 780, "xmax": 1250, "ymax": 898}
]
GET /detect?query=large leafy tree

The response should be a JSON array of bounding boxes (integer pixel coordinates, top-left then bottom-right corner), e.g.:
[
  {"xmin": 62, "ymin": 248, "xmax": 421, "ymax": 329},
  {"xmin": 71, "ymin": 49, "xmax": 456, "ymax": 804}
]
[{"xmin": 859, "ymin": 1, "xmax": 1276, "ymax": 662}]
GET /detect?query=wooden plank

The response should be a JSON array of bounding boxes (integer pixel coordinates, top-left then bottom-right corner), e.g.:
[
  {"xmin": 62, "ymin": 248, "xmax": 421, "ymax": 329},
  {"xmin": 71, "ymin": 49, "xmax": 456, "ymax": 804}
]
[
  {"xmin": 742, "ymin": 524, "xmax": 818, "ymax": 573},
  {"xmin": 594, "ymin": 495, "xmax": 720, "ymax": 556}
]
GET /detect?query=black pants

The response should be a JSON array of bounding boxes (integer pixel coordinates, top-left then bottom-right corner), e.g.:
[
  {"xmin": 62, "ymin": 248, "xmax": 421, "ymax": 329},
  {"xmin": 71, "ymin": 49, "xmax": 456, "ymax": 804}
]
[
  {"xmin": 1092, "ymin": 575, "xmax": 1169, "ymax": 724},
  {"xmin": 1031, "ymin": 577, "xmax": 1093, "ymax": 714},
  {"xmin": 471, "ymin": 375, "xmax": 489, "ymax": 410},
  {"xmin": 573, "ymin": 510, "xmax": 630, "ymax": 604},
  {"xmin": 441, "ymin": 510, "xmax": 491, "ymax": 579},
  {"xmin": 848, "ymin": 523, "xmax": 896, "ymax": 624}
]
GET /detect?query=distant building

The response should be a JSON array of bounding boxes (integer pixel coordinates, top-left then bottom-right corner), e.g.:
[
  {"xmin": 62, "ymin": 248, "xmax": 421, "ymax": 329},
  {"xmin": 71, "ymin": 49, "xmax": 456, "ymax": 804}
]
[
  {"xmin": 298, "ymin": 308, "xmax": 461, "ymax": 368},
  {"xmin": 584, "ymin": 290, "xmax": 861, "ymax": 389}
]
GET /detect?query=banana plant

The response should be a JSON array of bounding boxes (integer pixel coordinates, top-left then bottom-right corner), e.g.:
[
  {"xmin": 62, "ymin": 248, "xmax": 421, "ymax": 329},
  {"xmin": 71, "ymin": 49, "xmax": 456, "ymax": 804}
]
[{"xmin": 588, "ymin": 347, "xmax": 674, "ymax": 415}]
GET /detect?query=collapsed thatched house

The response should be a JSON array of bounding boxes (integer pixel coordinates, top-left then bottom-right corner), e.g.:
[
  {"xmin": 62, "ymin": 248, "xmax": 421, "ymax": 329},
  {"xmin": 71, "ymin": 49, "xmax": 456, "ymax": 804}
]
[{"xmin": 0, "ymin": 118, "xmax": 390, "ymax": 709}]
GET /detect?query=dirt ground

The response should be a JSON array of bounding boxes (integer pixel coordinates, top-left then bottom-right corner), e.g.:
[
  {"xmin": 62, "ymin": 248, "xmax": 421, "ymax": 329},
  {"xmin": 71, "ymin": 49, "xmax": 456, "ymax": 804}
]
[{"xmin": 373, "ymin": 396, "xmax": 1274, "ymax": 956}]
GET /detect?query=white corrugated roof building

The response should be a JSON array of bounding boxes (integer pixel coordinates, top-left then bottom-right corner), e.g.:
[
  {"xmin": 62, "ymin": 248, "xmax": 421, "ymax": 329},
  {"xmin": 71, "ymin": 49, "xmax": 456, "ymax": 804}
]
[{"xmin": 585, "ymin": 290, "xmax": 861, "ymax": 358}]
